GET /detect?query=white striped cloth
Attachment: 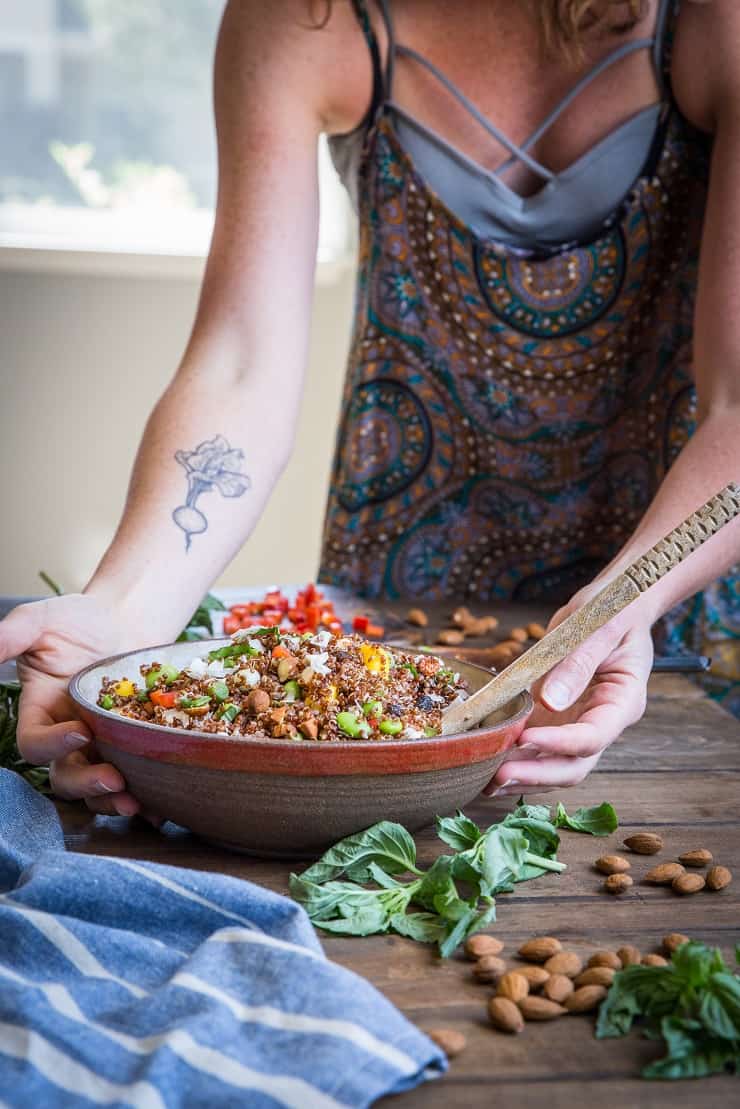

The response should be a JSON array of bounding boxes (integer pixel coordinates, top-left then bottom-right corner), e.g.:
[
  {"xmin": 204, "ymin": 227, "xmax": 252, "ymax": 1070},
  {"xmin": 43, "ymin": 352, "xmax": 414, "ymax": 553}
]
[{"xmin": 0, "ymin": 770, "xmax": 444, "ymax": 1107}]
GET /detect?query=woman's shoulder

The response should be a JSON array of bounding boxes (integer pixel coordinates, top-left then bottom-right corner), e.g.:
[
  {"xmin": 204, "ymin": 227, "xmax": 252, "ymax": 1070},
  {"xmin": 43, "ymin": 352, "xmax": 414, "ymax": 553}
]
[
  {"xmin": 673, "ymin": 0, "xmax": 740, "ymax": 133},
  {"xmin": 218, "ymin": 0, "xmax": 379, "ymax": 134}
]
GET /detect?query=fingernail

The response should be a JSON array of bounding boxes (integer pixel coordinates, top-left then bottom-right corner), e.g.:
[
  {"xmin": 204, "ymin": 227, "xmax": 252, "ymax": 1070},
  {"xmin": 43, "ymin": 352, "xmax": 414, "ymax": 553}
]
[
  {"xmin": 94, "ymin": 779, "xmax": 116, "ymax": 794},
  {"xmin": 483, "ymin": 778, "xmax": 520, "ymax": 798},
  {"xmin": 544, "ymin": 679, "xmax": 571, "ymax": 710},
  {"xmin": 63, "ymin": 732, "xmax": 89, "ymax": 751}
]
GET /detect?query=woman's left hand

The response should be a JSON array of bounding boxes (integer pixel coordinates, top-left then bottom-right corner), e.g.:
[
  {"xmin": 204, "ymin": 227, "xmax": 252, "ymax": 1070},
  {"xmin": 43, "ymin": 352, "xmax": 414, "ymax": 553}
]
[{"xmin": 483, "ymin": 593, "xmax": 655, "ymax": 797}]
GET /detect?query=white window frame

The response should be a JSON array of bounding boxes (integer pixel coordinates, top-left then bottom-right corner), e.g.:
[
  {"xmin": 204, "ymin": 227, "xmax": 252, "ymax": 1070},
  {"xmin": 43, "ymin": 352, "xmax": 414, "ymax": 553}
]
[{"xmin": 0, "ymin": 138, "xmax": 355, "ymax": 284}]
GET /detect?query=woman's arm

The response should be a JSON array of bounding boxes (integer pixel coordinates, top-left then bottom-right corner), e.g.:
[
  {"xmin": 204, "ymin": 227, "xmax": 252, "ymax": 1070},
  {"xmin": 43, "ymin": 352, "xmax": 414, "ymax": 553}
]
[
  {"xmin": 489, "ymin": 0, "xmax": 740, "ymax": 795},
  {"xmin": 0, "ymin": 0, "xmax": 358, "ymax": 812}
]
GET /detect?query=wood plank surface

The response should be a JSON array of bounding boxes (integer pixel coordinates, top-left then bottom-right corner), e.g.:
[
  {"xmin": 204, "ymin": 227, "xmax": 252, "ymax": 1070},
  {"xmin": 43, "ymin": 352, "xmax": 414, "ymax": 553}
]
[{"xmin": 54, "ymin": 607, "xmax": 740, "ymax": 1109}]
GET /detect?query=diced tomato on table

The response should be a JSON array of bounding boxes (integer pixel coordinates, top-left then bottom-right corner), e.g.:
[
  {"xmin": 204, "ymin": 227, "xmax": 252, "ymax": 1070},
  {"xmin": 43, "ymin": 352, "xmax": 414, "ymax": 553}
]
[{"xmin": 224, "ymin": 584, "xmax": 384, "ymax": 639}]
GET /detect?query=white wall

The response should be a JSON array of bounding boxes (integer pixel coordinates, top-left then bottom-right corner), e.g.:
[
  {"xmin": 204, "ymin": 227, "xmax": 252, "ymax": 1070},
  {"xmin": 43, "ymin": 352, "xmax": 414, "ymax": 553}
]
[{"xmin": 0, "ymin": 258, "xmax": 355, "ymax": 596}]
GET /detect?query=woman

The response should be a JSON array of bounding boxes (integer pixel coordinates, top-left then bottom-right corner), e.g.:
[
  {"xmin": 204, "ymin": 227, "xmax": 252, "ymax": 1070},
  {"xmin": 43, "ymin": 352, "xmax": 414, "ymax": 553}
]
[{"xmin": 1, "ymin": 0, "xmax": 738, "ymax": 818}]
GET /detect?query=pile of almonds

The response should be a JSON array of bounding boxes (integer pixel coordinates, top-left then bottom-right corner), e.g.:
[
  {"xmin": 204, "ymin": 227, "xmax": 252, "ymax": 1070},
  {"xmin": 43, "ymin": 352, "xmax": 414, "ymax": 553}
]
[
  {"xmin": 406, "ymin": 605, "xmax": 546, "ymax": 661},
  {"xmin": 434, "ymin": 930, "xmax": 694, "ymax": 1043},
  {"xmin": 595, "ymin": 832, "xmax": 732, "ymax": 897}
]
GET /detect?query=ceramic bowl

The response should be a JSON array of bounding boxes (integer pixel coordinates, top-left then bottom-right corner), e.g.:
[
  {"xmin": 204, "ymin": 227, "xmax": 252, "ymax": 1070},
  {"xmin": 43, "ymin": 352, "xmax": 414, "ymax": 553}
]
[{"xmin": 70, "ymin": 640, "xmax": 532, "ymax": 857}]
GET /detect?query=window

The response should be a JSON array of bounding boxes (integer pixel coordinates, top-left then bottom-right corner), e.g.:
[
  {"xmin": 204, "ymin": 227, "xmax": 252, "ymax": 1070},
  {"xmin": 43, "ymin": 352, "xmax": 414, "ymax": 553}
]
[{"xmin": 0, "ymin": 0, "xmax": 352, "ymax": 264}]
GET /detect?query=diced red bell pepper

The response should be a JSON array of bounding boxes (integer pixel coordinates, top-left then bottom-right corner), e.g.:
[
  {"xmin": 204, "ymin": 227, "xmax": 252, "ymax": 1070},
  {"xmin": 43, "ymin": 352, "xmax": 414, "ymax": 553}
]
[
  {"xmin": 272, "ymin": 644, "xmax": 291, "ymax": 659},
  {"xmin": 261, "ymin": 609, "xmax": 283, "ymax": 626},
  {"xmin": 223, "ymin": 614, "xmax": 241, "ymax": 635},
  {"xmin": 150, "ymin": 689, "xmax": 177, "ymax": 708},
  {"xmin": 328, "ymin": 620, "xmax": 344, "ymax": 635},
  {"xmin": 366, "ymin": 622, "xmax": 385, "ymax": 638},
  {"xmin": 352, "ymin": 614, "xmax": 369, "ymax": 633}
]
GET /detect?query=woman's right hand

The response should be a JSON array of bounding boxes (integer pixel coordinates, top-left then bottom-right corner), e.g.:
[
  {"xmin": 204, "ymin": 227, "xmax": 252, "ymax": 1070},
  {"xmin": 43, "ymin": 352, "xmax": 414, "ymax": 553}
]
[{"xmin": 0, "ymin": 595, "xmax": 140, "ymax": 816}]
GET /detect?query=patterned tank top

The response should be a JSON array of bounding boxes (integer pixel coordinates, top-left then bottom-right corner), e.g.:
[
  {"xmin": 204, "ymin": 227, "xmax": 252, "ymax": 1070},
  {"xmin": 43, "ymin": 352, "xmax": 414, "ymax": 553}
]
[{"xmin": 318, "ymin": 1, "xmax": 739, "ymax": 713}]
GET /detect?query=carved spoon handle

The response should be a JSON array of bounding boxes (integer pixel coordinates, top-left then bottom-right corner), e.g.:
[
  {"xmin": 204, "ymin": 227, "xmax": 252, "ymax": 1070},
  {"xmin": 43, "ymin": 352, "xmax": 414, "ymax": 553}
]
[{"xmin": 441, "ymin": 482, "xmax": 740, "ymax": 735}]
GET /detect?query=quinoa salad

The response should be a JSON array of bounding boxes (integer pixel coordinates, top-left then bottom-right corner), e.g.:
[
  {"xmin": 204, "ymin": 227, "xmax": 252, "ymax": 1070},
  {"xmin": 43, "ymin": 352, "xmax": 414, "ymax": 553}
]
[{"xmin": 97, "ymin": 626, "xmax": 469, "ymax": 741}]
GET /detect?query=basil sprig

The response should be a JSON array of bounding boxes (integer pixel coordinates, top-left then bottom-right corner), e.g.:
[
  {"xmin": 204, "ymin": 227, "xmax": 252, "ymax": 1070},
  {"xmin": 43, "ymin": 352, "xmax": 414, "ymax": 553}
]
[
  {"xmin": 291, "ymin": 798, "xmax": 617, "ymax": 957},
  {"xmin": 597, "ymin": 941, "xmax": 740, "ymax": 1079}
]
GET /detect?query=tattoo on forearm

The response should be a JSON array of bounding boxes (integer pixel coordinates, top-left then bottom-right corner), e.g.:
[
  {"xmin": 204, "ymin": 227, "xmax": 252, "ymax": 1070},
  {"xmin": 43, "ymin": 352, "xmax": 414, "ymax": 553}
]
[{"xmin": 172, "ymin": 435, "xmax": 250, "ymax": 551}]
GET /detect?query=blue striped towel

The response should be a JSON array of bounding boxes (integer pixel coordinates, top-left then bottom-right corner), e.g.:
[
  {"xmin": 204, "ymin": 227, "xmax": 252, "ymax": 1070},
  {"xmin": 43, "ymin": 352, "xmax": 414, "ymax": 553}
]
[{"xmin": 0, "ymin": 770, "xmax": 445, "ymax": 1107}]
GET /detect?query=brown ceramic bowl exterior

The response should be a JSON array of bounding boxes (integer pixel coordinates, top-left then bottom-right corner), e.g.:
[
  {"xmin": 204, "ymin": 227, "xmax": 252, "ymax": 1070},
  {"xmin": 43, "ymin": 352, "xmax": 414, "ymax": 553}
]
[{"xmin": 70, "ymin": 640, "xmax": 532, "ymax": 857}]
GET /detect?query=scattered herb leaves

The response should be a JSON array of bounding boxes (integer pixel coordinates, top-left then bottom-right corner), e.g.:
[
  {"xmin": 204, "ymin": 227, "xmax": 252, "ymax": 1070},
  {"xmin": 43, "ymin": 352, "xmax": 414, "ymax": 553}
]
[
  {"xmin": 177, "ymin": 592, "xmax": 227, "ymax": 642},
  {"xmin": 597, "ymin": 941, "xmax": 740, "ymax": 1079},
  {"xmin": 291, "ymin": 796, "xmax": 615, "ymax": 956}
]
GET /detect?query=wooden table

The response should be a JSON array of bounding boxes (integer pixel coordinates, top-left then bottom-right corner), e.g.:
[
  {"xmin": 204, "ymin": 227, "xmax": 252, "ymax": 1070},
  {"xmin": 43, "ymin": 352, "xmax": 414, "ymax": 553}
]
[{"xmin": 55, "ymin": 599, "xmax": 740, "ymax": 1107}]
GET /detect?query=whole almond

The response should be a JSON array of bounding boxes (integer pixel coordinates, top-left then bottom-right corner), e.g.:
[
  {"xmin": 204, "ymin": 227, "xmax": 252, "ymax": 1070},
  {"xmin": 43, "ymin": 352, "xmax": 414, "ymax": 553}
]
[
  {"xmin": 617, "ymin": 945, "xmax": 641, "ymax": 967},
  {"xmin": 645, "ymin": 862, "xmax": 685, "ymax": 885},
  {"xmin": 509, "ymin": 627, "xmax": 528, "ymax": 643},
  {"xmin": 662, "ymin": 933, "xmax": 690, "ymax": 955},
  {"xmin": 605, "ymin": 874, "xmax": 633, "ymax": 895},
  {"xmin": 543, "ymin": 974, "xmax": 574, "ymax": 1004},
  {"xmin": 517, "ymin": 965, "xmax": 551, "ymax": 989},
  {"xmin": 427, "ymin": 1028, "xmax": 467, "ymax": 1058},
  {"xmin": 406, "ymin": 607, "xmax": 429, "ymax": 628},
  {"xmin": 623, "ymin": 832, "xmax": 663, "ymax": 855},
  {"xmin": 587, "ymin": 951, "xmax": 622, "ymax": 971},
  {"xmin": 437, "ymin": 628, "xmax": 465, "ymax": 646},
  {"xmin": 706, "ymin": 865, "xmax": 732, "ymax": 891},
  {"xmin": 575, "ymin": 966, "xmax": 615, "ymax": 988},
  {"xmin": 642, "ymin": 954, "xmax": 668, "ymax": 967},
  {"xmin": 672, "ymin": 873, "xmax": 706, "ymax": 895},
  {"xmin": 678, "ymin": 849, "xmax": 713, "ymax": 867},
  {"xmin": 497, "ymin": 972, "xmax": 529, "ymax": 1003},
  {"xmin": 518, "ymin": 936, "xmax": 562, "ymax": 962},
  {"xmin": 488, "ymin": 996, "xmax": 524, "ymax": 1034},
  {"xmin": 518, "ymin": 996, "xmax": 567, "ymax": 1021},
  {"xmin": 526, "ymin": 622, "xmax": 547, "ymax": 640},
  {"xmin": 544, "ymin": 951, "xmax": 583, "ymax": 978},
  {"xmin": 465, "ymin": 934, "xmax": 504, "ymax": 960},
  {"xmin": 473, "ymin": 955, "xmax": 507, "ymax": 982},
  {"xmin": 565, "ymin": 985, "xmax": 608, "ymax": 1014},
  {"xmin": 497, "ymin": 639, "xmax": 525, "ymax": 657},
  {"xmin": 595, "ymin": 855, "xmax": 631, "ymax": 875}
]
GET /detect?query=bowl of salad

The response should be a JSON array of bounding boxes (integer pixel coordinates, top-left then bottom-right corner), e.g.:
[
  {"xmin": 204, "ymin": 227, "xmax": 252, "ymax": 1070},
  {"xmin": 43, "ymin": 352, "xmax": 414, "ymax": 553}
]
[{"xmin": 70, "ymin": 625, "xmax": 532, "ymax": 856}]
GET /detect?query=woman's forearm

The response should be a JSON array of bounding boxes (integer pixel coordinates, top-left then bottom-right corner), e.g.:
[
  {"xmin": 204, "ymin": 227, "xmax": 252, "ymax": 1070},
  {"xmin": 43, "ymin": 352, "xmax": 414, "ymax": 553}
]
[
  {"xmin": 85, "ymin": 357, "xmax": 301, "ymax": 646},
  {"xmin": 595, "ymin": 405, "xmax": 740, "ymax": 623}
]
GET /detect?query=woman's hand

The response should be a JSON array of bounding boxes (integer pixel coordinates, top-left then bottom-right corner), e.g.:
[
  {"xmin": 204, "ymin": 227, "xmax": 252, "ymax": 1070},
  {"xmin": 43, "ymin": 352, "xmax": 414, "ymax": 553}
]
[
  {"xmin": 0, "ymin": 595, "xmax": 140, "ymax": 817},
  {"xmin": 484, "ymin": 592, "xmax": 654, "ymax": 797}
]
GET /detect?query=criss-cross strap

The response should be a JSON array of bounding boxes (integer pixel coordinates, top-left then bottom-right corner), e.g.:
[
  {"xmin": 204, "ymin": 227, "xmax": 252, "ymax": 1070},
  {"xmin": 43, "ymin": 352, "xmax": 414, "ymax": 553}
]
[
  {"xmin": 393, "ymin": 44, "xmax": 557, "ymax": 181},
  {"xmin": 494, "ymin": 37, "xmax": 655, "ymax": 177},
  {"xmin": 380, "ymin": 0, "xmax": 674, "ymax": 183}
]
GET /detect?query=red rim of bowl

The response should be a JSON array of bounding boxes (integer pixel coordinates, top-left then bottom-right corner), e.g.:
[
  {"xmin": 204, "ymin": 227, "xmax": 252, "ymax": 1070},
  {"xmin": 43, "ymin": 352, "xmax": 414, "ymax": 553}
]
[{"xmin": 69, "ymin": 640, "xmax": 533, "ymax": 776}]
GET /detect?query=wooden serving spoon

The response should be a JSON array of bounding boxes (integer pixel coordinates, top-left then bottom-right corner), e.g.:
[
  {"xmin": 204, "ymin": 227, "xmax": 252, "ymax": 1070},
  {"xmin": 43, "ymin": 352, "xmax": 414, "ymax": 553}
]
[{"xmin": 441, "ymin": 482, "xmax": 740, "ymax": 735}]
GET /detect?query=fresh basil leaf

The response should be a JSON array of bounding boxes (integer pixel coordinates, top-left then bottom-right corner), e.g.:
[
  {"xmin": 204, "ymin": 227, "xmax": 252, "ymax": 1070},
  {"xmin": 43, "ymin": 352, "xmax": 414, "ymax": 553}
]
[
  {"xmin": 415, "ymin": 856, "xmax": 463, "ymax": 919},
  {"xmin": 699, "ymin": 973, "xmax": 740, "ymax": 1040},
  {"xmin": 479, "ymin": 824, "xmax": 530, "ymax": 893},
  {"xmin": 390, "ymin": 912, "xmax": 447, "ymax": 944},
  {"xmin": 596, "ymin": 965, "xmax": 680, "ymax": 1038},
  {"xmin": 438, "ymin": 899, "xmax": 497, "ymax": 960},
  {"xmin": 366, "ymin": 862, "xmax": 408, "ymax": 890},
  {"xmin": 504, "ymin": 814, "xmax": 560, "ymax": 861},
  {"xmin": 315, "ymin": 902, "xmax": 391, "ymax": 936},
  {"xmin": 298, "ymin": 821, "xmax": 420, "ymax": 885},
  {"xmin": 435, "ymin": 811, "xmax": 482, "ymax": 851},
  {"xmin": 670, "ymin": 941, "xmax": 726, "ymax": 990},
  {"xmin": 643, "ymin": 1016, "xmax": 739, "ymax": 1080},
  {"xmin": 554, "ymin": 801, "xmax": 618, "ymax": 836},
  {"xmin": 513, "ymin": 800, "xmax": 552, "ymax": 822}
]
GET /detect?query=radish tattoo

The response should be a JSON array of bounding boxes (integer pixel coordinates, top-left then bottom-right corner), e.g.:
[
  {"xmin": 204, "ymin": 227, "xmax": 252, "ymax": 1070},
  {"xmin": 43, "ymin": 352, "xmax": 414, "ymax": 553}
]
[{"xmin": 172, "ymin": 435, "xmax": 250, "ymax": 550}]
